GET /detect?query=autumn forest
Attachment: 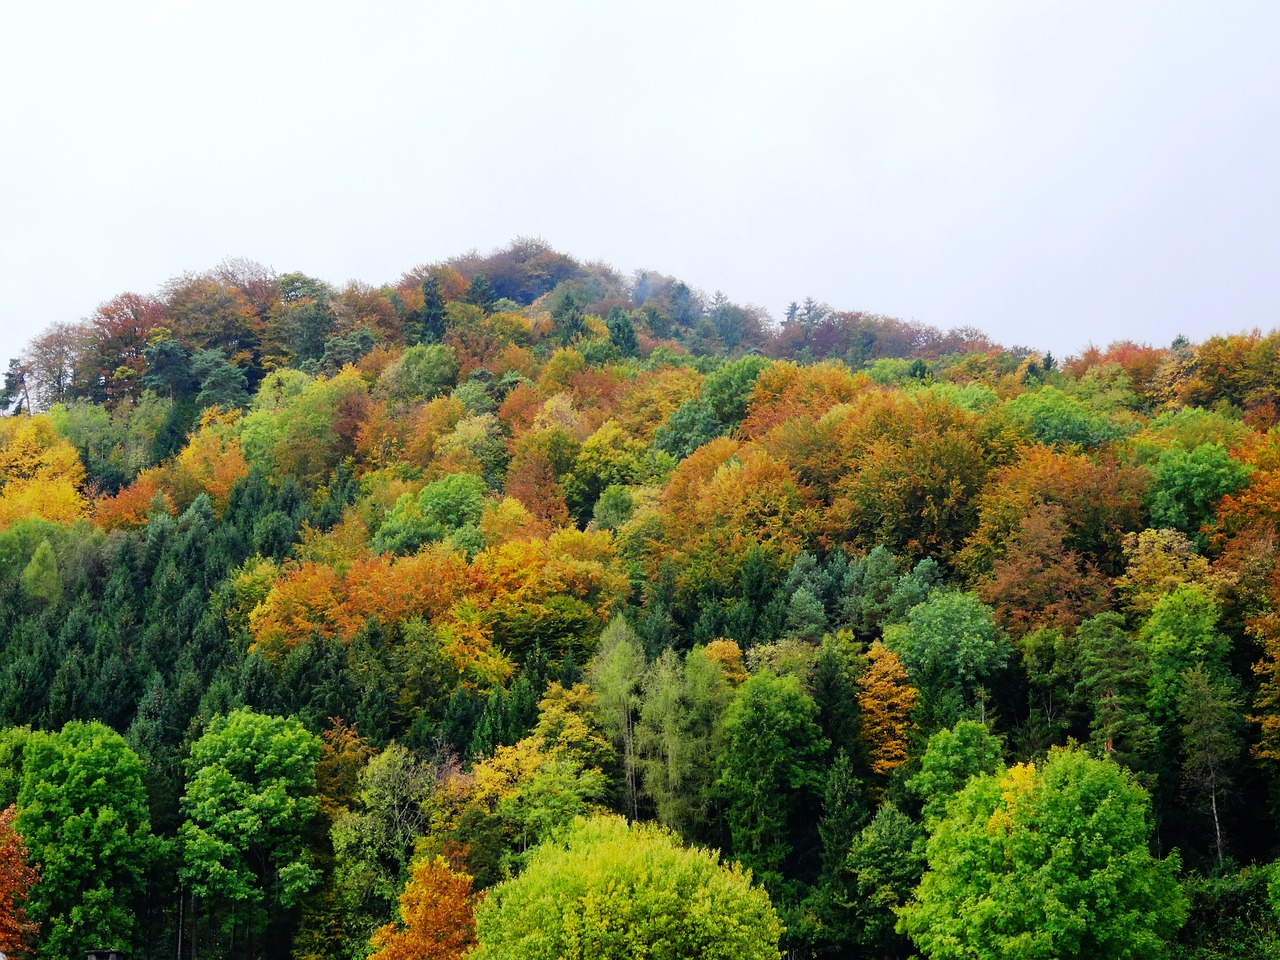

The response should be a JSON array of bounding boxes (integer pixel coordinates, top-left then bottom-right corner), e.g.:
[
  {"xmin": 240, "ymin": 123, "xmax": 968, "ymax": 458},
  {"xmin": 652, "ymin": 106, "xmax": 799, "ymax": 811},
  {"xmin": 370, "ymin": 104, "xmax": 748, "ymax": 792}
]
[{"xmin": 1, "ymin": 238, "xmax": 1280, "ymax": 959}]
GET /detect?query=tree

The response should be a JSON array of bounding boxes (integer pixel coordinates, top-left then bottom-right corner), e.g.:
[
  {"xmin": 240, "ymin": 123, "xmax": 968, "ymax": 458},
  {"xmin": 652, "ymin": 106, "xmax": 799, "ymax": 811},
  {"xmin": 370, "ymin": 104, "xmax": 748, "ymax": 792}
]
[
  {"xmin": 0, "ymin": 415, "xmax": 87, "ymax": 529},
  {"xmin": 191, "ymin": 348, "xmax": 250, "ymax": 409},
  {"xmin": 16, "ymin": 721, "xmax": 153, "ymax": 960},
  {"xmin": 1005, "ymin": 385, "xmax": 1119, "ymax": 448},
  {"xmin": 368, "ymin": 856, "xmax": 480, "ymax": 960},
  {"xmin": 856, "ymin": 642, "xmax": 918, "ymax": 781},
  {"xmin": 418, "ymin": 275, "xmax": 448, "ymax": 343},
  {"xmin": 379, "ymin": 344, "xmax": 459, "ymax": 405},
  {"xmin": 1178, "ymin": 663, "xmax": 1244, "ymax": 866},
  {"xmin": 587, "ymin": 616, "xmax": 645, "ymax": 820},
  {"xmin": 179, "ymin": 709, "xmax": 321, "ymax": 956},
  {"xmin": 331, "ymin": 744, "xmax": 444, "ymax": 954},
  {"xmin": 717, "ymin": 671, "xmax": 828, "ymax": 884},
  {"xmin": 636, "ymin": 647, "xmax": 732, "ymax": 840},
  {"xmin": 605, "ymin": 306, "xmax": 637, "ymax": 357},
  {"xmin": 842, "ymin": 803, "xmax": 925, "ymax": 955},
  {"xmin": 0, "ymin": 805, "xmax": 38, "ymax": 957},
  {"xmin": 1073, "ymin": 613, "xmax": 1156, "ymax": 769},
  {"xmin": 882, "ymin": 591, "xmax": 1009, "ymax": 732},
  {"xmin": 551, "ymin": 288, "xmax": 587, "ymax": 345},
  {"xmin": 471, "ymin": 815, "xmax": 783, "ymax": 960},
  {"xmin": 1147, "ymin": 443, "xmax": 1251, "ymax": 545},
  {"xmin": 906, "ymin": 720, "xmax": 1004, "ymax": 824},
  {"xmin": 898, "ymin": 746, "xmax": 1187, "ymax": 960}
]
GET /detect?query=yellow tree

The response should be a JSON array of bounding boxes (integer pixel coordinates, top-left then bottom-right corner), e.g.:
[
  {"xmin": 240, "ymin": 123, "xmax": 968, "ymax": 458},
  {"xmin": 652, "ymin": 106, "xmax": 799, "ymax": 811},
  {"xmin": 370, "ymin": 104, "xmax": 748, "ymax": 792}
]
[{"xmin": 0, "ymin": 415, "xmax": 86, "ymax": 528}]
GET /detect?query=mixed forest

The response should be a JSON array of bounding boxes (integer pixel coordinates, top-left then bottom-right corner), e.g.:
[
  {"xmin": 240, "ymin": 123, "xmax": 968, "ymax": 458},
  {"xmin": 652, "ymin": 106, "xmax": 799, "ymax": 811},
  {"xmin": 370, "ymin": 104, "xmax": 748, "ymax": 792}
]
[{"xmin": 2, "ymin": 238, "xmax": 1280, "ymax": 958}]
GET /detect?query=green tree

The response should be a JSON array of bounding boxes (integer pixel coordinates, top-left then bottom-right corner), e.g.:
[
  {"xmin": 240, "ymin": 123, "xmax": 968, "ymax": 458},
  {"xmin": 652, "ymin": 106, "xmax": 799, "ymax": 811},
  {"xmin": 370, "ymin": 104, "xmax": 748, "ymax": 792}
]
[
  {"xmin": 815, "ymin": 748, "xmax": 868, "ymax": 879},
  {"xmin": 331, "ymin": 744, "xmax": 440, "ymax": 959},
  {"xmin": 191, "ymin": 348, "xmax": 250, "ymax": 410},
  {"xmin": 380, "ymin": 344, "xmax": 459, "ymax": 405},
  {"xmin": 1074, "ymin": 612, "xmax": 1156, "ymax": 769},
  {"xmin": 906, "ymin": 719, "xmax": 1004, "ymax": 824},
  {"xmin": 587, "ymin": 616, "xmax": 646, "ymax": 820},
  {"xmin": 843, "ymin": 803, "xmax": 925, "ymax": 955},
  {"xmin": 418, "ymin": 275, "xmax": 447, "ymax": 343},
  {"xmin": 882, "ymin": 591, "xmax": 1009, "ymax": 732},
  {"xmin": 472, "ymin": 815, "xmax": 783, "ymax": 960},
  {"xmin": 179, "ymin": 708, "xmax": 322, "ymax": 956},
  {"xmin": 898, "ymin": 746, "xmax": 1187, "ymax": 959},
  {"xmin": 1147, "ymin": 442, "xmax": 1250, "ymax": 544},
  {"xmin": 1140, "ymin": 584, "xmax": 1230, "ymax": 729},
  {"xmin": 717, "ymin": 671, "xmax": 828, "ymax": 884},
  {"xmin": 464, "ymin": 275, "xmax": 498, "ymax": 314},
  {"xmin": 700, "ymin": 355, "xmax": 769, "ymax": 427},
  {"xmin": 19, "ymin": 538, "xmax": 59, "ymax": 605},
  {"xmin": 1178, "ymin": 663, "xmax": 1244, "ymax": 866},
  {"xmin": 16, "ymin": 721, "xmax": 154, "ymax": 960},
  {"xmin": 372, "ymin": 472, "xmax": 488, "ymax": 555},
  {"xmin": 605, "ymin": 305, "xmax": 638, "ymax": 357},
  {"xmin": 637, "ymin": 647, "xmax": 732, "ymax": 841},
  {"xmin": 653, "ymin": 398, "xmax": 723, "ymax": 460},
  {"xmin": 1006, "ymin": 385, "xmax": 1119, "ymax": 448}
]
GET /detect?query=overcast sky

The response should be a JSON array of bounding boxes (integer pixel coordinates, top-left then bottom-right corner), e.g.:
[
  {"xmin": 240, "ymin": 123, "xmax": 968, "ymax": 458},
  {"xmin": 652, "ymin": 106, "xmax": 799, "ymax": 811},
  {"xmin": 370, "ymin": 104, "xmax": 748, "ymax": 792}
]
[{"xmin": 2, "ymin": 1, "xmax": 1277, "ymax": 366}]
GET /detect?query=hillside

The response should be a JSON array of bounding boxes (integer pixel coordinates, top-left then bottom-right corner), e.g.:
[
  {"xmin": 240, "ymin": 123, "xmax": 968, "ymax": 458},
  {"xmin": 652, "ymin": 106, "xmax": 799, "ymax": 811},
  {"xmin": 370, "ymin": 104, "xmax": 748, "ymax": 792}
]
[{"xmin": 1, "ymin": 239, "xmax": 1279, "ymax": 959}]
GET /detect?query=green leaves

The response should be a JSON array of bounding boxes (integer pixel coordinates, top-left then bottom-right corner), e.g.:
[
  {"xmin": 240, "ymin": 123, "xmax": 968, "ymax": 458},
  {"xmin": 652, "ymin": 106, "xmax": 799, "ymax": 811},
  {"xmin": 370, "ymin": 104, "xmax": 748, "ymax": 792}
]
[
  {"xmin": 472, "ymin": 815, "xmax": 783, "ymax": 960},
  {"xmin": 179, "ymin": 709, "xmax": 321, "ymax": 934},
  {"xmin": 898, "ymin": 746, "xmax": 1186, "ymax": 960},
  {"xmin": 16, "ymin": 721, "xmax": 153, "ymax": 960},
  {"xmin": 717, "ymin": 672, "xmax": 828, "ymax": 884}
]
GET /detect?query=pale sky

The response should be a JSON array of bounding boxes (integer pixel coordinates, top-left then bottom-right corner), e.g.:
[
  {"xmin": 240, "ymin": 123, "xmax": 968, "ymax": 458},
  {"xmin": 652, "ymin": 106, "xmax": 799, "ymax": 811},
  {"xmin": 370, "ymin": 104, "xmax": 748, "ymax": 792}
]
[{"xmin": 2, "ymin": 1, "xmax": 1277, "ymax": 366}]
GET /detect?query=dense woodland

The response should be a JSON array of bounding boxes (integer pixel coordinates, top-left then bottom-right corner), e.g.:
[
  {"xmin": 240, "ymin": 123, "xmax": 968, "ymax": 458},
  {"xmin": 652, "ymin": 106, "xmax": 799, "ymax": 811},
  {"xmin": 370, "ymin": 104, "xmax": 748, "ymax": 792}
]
[{"xmin": 1, "ymin": 238, "xmax": 1280, "ymax": 958}]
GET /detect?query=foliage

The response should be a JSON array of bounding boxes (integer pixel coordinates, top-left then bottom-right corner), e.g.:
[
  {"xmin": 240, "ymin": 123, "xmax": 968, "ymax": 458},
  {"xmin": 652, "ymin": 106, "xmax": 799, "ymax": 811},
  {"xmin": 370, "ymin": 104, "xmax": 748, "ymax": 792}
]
[
  {"xmin": 471, "ymin": 815, "xmax": 783, "ymax": 960},
  {"xmin": 898, "ymin": 746, "xmax": 1187, "ymax": 959},
  {"xmin": 0, "ymin": 805, "xmax": 38, "ymax": 957},
  {"xmin": 16, "ymin": 721, "xmax": 153, "ymax": 960},
  {"xmin": 368, "ymin": 856, "xmax": 479, "ymax": 960},
  {"xmin": 179, "ymin": 709, "xmax": 322, "ymax": 946},
  {"xmin": 717, "ymin": 671, "xmax": 828, "ymax": 884}
]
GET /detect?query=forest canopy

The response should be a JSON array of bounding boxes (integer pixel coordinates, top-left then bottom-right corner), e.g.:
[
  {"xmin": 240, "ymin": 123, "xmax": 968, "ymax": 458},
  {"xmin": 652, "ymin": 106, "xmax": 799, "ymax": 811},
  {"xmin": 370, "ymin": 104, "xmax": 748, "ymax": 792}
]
[{"xmin": 2, "ymin": 238, "xmax": 1280, "ymax": 959}]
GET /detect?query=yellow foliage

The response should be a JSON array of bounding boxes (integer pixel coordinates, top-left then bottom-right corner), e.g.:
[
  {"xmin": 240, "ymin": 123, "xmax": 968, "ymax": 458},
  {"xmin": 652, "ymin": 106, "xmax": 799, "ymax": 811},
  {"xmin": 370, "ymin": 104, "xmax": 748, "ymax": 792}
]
[
  {"xmin": 703, "ymin": 639, "xmax": 748, "ymax": 685},
  {"xmin": 0, "ymin": 415, "xmax": 86, "ymax": 528}
]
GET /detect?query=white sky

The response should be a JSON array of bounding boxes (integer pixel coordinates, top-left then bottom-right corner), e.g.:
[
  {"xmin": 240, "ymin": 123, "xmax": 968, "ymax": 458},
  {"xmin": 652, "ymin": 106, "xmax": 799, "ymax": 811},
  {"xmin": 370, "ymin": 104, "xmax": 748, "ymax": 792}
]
[{"xmin": 2, "ymin": 1, "xmax": 1277, "ymax": 365}]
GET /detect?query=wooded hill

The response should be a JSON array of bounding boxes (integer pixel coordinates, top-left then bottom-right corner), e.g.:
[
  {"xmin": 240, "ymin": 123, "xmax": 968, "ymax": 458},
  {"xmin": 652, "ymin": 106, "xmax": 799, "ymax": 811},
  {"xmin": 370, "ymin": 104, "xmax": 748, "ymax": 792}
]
[{"xmin": 1, "ymin": 238, "xmax": 1279, "ymax": 959}]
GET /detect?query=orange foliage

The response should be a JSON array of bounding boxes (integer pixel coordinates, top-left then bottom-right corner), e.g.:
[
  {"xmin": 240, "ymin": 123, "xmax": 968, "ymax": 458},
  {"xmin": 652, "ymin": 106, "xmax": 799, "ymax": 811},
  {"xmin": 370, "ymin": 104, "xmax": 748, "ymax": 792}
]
[
  {"xmin": 959, "ymin": 445, "xmax": 1147, "ymax": 580},
  {"xmin": 1064, "ymin": 340, "xmax": 1167, "ymax": 407},
  {"xmin": 809, "ymin": 391, "xmax": 995, "ymax": 559},
  {"xmin": 315, "ymin": 720, "xmax": 377, "ymax": 820},
  {"xmin": 92, "ymin": 470, "xmax": 175, "ymax": 530},
  {"xmin": 249, "ymin": 546, "xmax": 472, "ymax": 658},
  {"xmin": 170, "ymin": 409, "xmax": 250, "ymax": 512},
  {"xmin": 739, "ymin": 361, "xmax": 869, "ymax": 439},
  {"xmin": 974, "ymin": 504, "xmax": 1113, "ymax": 636},
  {"xmin": 660, "ymin": 441, "xmax": 817, "ymax": 597},
  {"xmin": 1213, "ymin": 431, "xmax": 1280, "ymax": 549},
  {"xmin": 497, "ymin": 380, "xmax": 543, "ymax": 437},
  {"xmin": 402, "ymin": 397, "xmax": 467, "ymax": 469},
  {"xmin": 368, "ymin": 856, "xmax": 480, "ymax": 960},
  {"xmin": 857, "ymin": 642, "xmax": 918, "ymax": 779},
  {"xmin": 702, "ymin": 639, "xmax": 748, "ymax": 685},
  {"xmin": 1249, "ymin": 555, "xmax": 1280, "ymax": 762},
  {"xmin": 0, "ymin": 806, "xmax": 38, "ymax": 957},
  {"xmin": 504, "ymin": 453, "xmax": 570, "ymax": 528}
]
